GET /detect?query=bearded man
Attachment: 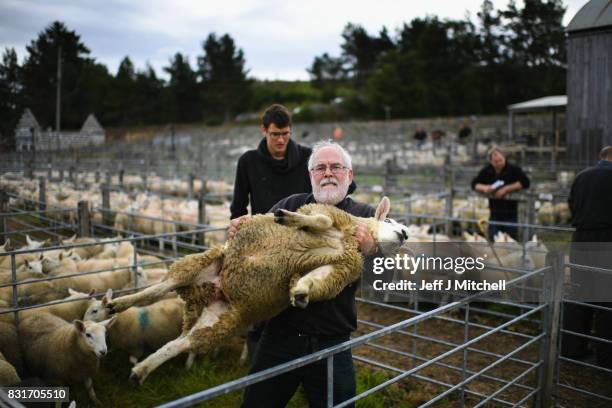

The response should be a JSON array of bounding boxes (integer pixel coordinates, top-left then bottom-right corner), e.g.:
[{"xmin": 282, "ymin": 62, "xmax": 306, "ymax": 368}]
[{"xmin": 230, "ymin": 140, "xmax": 376, "ymax": 408}]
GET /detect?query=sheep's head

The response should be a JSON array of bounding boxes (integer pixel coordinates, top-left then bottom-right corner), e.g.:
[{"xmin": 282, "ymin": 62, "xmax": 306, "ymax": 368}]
[
  {"xmin": 74, "ymin": 317, "xmax": 116, "ymax": 357},
  {"xmin": 23, "ymin": 257, "xmax": 44, "ymax": 274},
  {"xmin": 363, "ymin": 197, "xmax": 409, "ymax": 254},
  {"xmin": 84, "ymin": 288, "xmax": 113, "ymax": 322}
]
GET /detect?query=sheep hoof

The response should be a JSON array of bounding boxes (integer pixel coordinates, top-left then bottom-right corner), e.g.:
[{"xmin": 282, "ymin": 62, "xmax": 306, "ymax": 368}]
[
  {"xmin": 291, "ymin": 293, "xmax": 309, "ymax": 309},
  {"xmin": 129, "ymin": 371, "xmax": 142, "ymax": 388}
]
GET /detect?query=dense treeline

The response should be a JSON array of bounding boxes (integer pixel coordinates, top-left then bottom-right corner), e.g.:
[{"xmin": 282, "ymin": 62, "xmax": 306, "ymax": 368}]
[{"xmin": 0, "ymin": 0, "xmax": 566, "ymax": 145}]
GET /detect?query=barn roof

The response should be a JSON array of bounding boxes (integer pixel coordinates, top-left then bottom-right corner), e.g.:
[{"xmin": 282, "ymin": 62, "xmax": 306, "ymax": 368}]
[
  {"xmin": 567, "ymin": 0, "xmax": 612, "ymax": 33},
  {"xmin": 81, "ymin": 114, "xmax": 104, "ymax": 133},
  {"xmin": 507, "ymin": 95, "xmax": 567, "ymax": 113},
  {"xmin": 15, "ymin": 108, "xmax": 41, "ymax": 131}
]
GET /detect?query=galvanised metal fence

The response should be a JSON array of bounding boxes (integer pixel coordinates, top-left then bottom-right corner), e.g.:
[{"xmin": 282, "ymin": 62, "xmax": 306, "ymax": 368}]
[{"xmin": 1, "ymin": 189, "xmax": 610, "ymax": 407}]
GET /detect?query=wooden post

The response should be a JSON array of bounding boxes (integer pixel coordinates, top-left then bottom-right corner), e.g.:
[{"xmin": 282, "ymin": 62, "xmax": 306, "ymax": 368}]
[
  {"xmin": 198, "ymin": 179, "xmax": 207, "ymax": 246},
  {"xmin": 0, "ymin": 191, "xmax": 8, "ymax": 241},
  {"xmin": 445, "ymin": 169, "xmax": 455, "ymax": 236},
  {"xmin": 102, "ymin": 184, "xmax": 112, "ymax": 227},
  {"xmin": 119, "ymin": 168, "xmax": 124, "ymax": 187},
  {"xmin": 539, "ymin": 251, "xmax": 564, "ymax": 408},
  {"xmin": 188, "ymin": 173, "xmax": 195, "ymax": 199},
  {"xmin": 403, "ymin": 193, "xmax": 412, "ymax": 226},
  {"xmin": 105, "ymin": 172, "xmax": 111, "ymax": 186},
  {"xmin": 77, "ymin": 201, "xmax": 91, "ymax": 237},
  {"xmin": 38, "ymin": 177, "xmax": 46, "ymax": 211},
  {"xmin": 95, "ymin": 167, "xmax": 100, "ymax": 183}
]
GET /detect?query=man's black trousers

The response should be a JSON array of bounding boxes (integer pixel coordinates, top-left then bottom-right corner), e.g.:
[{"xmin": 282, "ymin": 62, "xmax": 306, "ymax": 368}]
[{"xmin": 242, "ymin": 326, "xmax": 356, "ymax": 408}]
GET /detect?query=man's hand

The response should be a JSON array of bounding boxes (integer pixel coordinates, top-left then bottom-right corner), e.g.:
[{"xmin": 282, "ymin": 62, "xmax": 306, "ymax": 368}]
[
  {"xmin": 354, "ymin": 220, "xmax": 377, "ymax": 256},
  {"xmin": 475, "ymin": 183, "xmax": 493, "ymax": 194},
  {"xmin": 494, "ymin": 187, "xmax": 508, "ymax": 199},
  {"xmin": 228, "ymin": 215, "xmax": 251, "ymax": 239}
]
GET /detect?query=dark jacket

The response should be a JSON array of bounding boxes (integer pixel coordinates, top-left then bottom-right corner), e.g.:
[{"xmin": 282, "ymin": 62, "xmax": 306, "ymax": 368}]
[
  {"xmin": 471, "ymin": 162, "xmax": 530, "ymax": 219},
  {"xmin": 569, "ymin": 160, "xmax": 612, "ymax": 238},
  {"xmin": 266, "ymin": 193, "xmax": 375, "ymax": 336},
  {"xmin": 230, "ymin": 138, "xmax": 312, "ymax": 219}
]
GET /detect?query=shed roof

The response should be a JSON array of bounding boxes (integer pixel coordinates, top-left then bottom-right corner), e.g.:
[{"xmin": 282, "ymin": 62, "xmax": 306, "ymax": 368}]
[
  {"xmin": 81, "ymin": 114, "xmax": 103, "ymax": 133},
  {"xmin": 15, "ymin": 108, "xmax": 41, "ymax": 131},
  {"xmin": 567, "ymin": 0, "xmax": 612, "ymax": 33},
  {"xmin": 507, "ymin": 95, "xmax": 567, "ymax": 113}
]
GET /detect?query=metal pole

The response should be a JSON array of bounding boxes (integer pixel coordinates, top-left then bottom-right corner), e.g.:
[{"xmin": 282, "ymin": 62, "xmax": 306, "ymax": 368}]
[
  {"xmin": 55, "ymin": 45, "xmax": 62, "ymax": 151},
  {"xmin": 540, "ymin": 255, "xmax": 564, "ymax": 407},
  {"xmin": 77, "ymin": 201, "xmax": 91, "ymax": 237},
  {"xmin": 445, "ymin": 169, "xmax": 454, "ymax": 236}
]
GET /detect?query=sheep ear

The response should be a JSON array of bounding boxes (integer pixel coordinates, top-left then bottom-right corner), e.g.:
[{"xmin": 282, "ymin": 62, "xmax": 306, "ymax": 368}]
[
  {"xmin": 375, "ymin": 197, "xmax": 391, "ymax": 221},
  {"xmin": 74, "ymin": 320, "xmax": 85, "ymax": 333},
  {"xmin": 68, "ymin": 288, "xmax": 78, "ymax": 296},
  {"xmin": 59, "ymin": 252, "xmax": 64, "ymax": 261},
  {"xmin": 26, "ymin": 235, "xmax": 32, "ymax": 245},
  {"xmin": 101, "ymin": 315, "xmax": 117, "ymax": 329},
  {"xmin": 101, "ymin": 288, "xmax": 113, "ymax": 305},
  {"xmin": 25, "ymin": 259, "xmax": 30, "ymax": 267},
  {"xmin": 88, "ymin": 288, "xmax": 96, "ymax": 296},
  {"xmin": 42, "ymin": 239, "xmax": 51, "ymax": 247},
  {"xmin": 38, "ymin": 253, "xmax": 44, "ymax": 260}
]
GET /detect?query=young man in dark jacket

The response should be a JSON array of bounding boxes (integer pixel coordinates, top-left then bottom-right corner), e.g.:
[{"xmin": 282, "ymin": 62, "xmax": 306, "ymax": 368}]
[
  {"xmin": 230, "ymin": 104, "xmax": 313, "ymax": 359},
  {"xmin": 471, "ymin": 147, "xmax": 530, "ymax": 240},
  {"xmin": 230, "ymin": 104, "xmax": 312, "ymax": 218},
  {"xmin": 230, "ymin": 141, "xmax": 377, "ymax": 408}
]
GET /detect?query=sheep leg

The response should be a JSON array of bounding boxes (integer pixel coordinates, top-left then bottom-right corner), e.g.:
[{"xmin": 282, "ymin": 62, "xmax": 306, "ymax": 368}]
[
  {"xmin": 290, "ymin": 261, "xmax": 361, "ymax": 308},
  {"xmin": 274, "ymin": 209, "xmax": 333, "ymax": 232},
  {"xmin": 107, "ymin": 278, "xmax": 183, "ymax": 314},
  {"xmin": 85, "ymin": 377, "xmax": 101, "ymax": 405},
  {"xmin": 185, "ymin": 352, "xmax": 196, "ymax": 369},
  {"xmin": 130, "ymin": 300, "xmax": 238, "ymax": 385}
]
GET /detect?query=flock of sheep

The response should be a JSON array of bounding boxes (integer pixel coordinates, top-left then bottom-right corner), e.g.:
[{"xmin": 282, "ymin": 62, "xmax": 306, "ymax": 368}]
[{"xmin": 0, "ymin": 233, "xmax": 193, "ymax": 404}]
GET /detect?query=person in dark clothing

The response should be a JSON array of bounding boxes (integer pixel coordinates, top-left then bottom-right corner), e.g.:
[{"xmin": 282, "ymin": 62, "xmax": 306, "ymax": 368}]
[
  {"xmin": 230, "ymin": 104, "xmax": 313, "ymax": 361},
  {"xmin": 562, "ymin": 146, "xmax": 612, "ymax": 368},
  {"xmin": 458, "ymin": 122, "xmax": 472, "ymax": 141},
  {"xmin": 471, "ymin": 147, "xmax": 530, "ymax": 240},
  {"xmin": 413, "ymin": 126, "xmax": 427, "ymax": 149},
  {"xmin": 230, "ymin": 141, "xmax": 378, "ymax": 408}
]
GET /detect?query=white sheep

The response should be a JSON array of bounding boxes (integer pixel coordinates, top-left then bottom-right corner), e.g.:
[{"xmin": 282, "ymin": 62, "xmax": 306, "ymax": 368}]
[
  {"xmin": 20, "ymin": 312, "xmax": 116, "ymax": 405},
  {"xmin": 84, "ymin": 289, "xmax": 190, "ymax": 366},
  {"xmin": 18, "ymin": 289, "xmax": 95, "ymax": 322}
]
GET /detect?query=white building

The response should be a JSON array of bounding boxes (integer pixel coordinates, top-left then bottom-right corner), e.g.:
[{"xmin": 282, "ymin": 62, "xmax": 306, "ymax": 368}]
[{"xmin": 15, "ymin": 110, "xmax": 106, "ymax": 152}]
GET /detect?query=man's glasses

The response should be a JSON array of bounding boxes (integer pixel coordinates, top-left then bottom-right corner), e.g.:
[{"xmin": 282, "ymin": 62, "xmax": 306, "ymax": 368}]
[
  {"xmin": 268, "ymin": 131, "xmax": 291, "ymax": 139},
  {"xmin": 310, "ymin": 164, "xmax": 348, "ymax": 176}
]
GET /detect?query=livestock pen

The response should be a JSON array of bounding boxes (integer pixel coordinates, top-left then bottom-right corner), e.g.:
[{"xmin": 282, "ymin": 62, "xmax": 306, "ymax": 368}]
[{"xmin": 1, "ymin": 186, "xmax": 610, "ymax": 407}]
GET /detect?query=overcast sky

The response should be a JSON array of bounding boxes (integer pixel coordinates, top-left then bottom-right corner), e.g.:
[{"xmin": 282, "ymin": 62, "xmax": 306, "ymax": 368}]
[{"xmin": 0, "ymin": 0, "xmax": 587, "ymax": 81}]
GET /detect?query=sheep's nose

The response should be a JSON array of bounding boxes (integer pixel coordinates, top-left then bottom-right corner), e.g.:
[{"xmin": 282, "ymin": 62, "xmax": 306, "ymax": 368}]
[
  {"xmin": 396, "ymin": 230, "xmax": 406, "ymax": 243},
  {"xmin": 99, "ymin": 349, "xmax": 107, "ymax": 356}
]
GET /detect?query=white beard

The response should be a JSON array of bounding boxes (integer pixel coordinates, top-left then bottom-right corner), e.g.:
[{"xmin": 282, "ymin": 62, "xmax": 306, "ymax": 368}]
[{"xmin": 313, "ymin": 176, "xmax": 350, "ymax": 205}]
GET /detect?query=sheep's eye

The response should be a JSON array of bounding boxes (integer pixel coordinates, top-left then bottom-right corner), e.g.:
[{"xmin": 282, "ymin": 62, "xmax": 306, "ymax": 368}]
[
  {"xmin": 92, "ymin": 309, "xmax": 98, "ymax": 313},
  {"xmin": 384, "ymin": 219, "xmax": 392, "ymax": 223},
  {"xmin": 86, "ymin": 333, "xmax": 92, "ymax": 338}
]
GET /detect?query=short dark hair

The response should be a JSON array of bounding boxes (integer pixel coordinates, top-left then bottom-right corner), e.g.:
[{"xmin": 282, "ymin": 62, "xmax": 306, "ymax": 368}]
[
  {"xmin": 262, "ymin": 104, "xmax": 292, "ymax": 129},
  {"xmin": 600, "ymin": 146, "xmax": 612, "ymax": 160}
]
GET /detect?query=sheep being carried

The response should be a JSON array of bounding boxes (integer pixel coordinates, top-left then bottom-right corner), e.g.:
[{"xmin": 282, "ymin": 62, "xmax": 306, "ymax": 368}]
[{"xmin": 106, "ymin": 197, "xmax": 409, "ymax": 385}]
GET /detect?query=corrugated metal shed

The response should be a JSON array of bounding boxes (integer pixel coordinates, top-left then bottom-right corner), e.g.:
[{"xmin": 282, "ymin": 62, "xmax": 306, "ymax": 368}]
[{"xmin": 567, "ymin": 0, "xmax": 612, "ymax": 33}]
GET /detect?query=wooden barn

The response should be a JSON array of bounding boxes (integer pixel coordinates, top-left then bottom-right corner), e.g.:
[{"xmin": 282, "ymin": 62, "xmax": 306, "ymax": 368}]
[{"xmin": 566, "ymin": 0, "xmax": 612, "ymax": 165}]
